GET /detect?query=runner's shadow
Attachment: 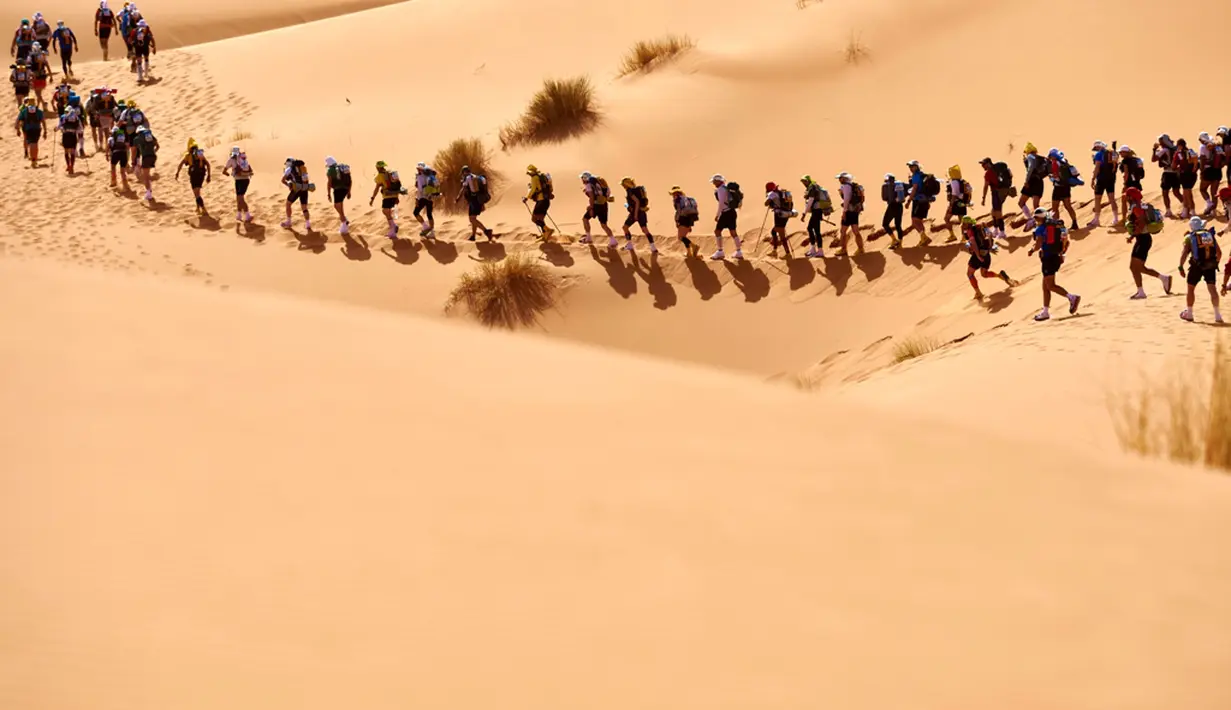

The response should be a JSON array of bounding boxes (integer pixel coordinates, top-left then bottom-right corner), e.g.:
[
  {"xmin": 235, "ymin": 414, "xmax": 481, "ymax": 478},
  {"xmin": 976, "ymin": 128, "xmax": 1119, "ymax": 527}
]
[
  {"xmin": 294, "ymin": 228, "xmax": 327, "ymax": 254},
  {"xmin": 983, "ymin": 289, "xmax": 1015, "ymax": 314},
  {"xmin": 239, "ymin": 222, "xmax": 265, "ymax": 242},
  {"xmin": 145, "ymin": 200, "xmax": 171, "ymax": 213},
  {"xmin": 423, "ymin": 238, "xmax": 458, "ymax": 264},
  {"xmin": 539, "ymin": 240, "xmax": 574, "ymax": 267},
  {"xmin": 474, "ymin": 241, "xmax": 506, "ymax": 261},
  {"xmin": 818, "ymin": 254, "xmax": 853, "ymax": 295},
  {"xmin": 589, "ymin": 244, "xmax": 637, "ymax": 298},
  {"xmin": 787, "ymin": 256, "xmax": 816, "ymax": 291},
  {"xmin": 631, "ymin": 253, "xmax": 677, "ymax": 310},
  {"xmin": 139, "ymin": 76, "xmax": 162, "ymax": 86},
  {"xmin": 722, "ymin": 260, "xmax": 770, "ymax": 303},
  {"xmin": 341, "ymin": 232, "xmax": 370, "ymax": 261},
  {"xmin": 381, "ymin": 239, "xmax": 420, "ymax": 265},
  {"xmin": 685, "ymin": 256, "xmax": 722, "ymax": 300},
  {"xmin": 853, "ymin": 250, "xmax": 886, "ymax": 281},
  {"xmin": 188, "ymin": 214, "xmax": 221, "ymax": 232}
]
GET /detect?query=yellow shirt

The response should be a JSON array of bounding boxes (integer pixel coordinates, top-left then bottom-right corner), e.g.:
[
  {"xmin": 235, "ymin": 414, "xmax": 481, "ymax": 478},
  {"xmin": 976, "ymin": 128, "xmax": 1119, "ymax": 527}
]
[
  {"xmin": 375, "ymin": 171, "xmax": 398, "ymax": 198},
  {"xmin": 526, "ymin": 174, "xmax": 543, "ymax": 201}
]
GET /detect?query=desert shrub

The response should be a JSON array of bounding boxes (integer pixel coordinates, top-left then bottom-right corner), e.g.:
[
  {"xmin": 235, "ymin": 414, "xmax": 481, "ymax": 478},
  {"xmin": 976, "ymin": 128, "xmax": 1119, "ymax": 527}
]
[
  {"xmin": 845, "ymin": 32, "xmax": 870, "ymax": 65},
  {"xmin": 499, "ymin": 76, "xmax": 600, "ymax": 149},
  {"xmin": 892, "ymin": 335, "xmax": 939, "ymax": 364},
  {"xmin": 433, "ymin": 138, "xmax": 498, "ymax": 215},
  {"xmin": 229, "ymin": 129, "xmax": 253, "ymax": 142},
  {"xmin": 617, "ymin": 35, "xmax": 695, "ymax": 77},
  {"xmin": 445, "ymin": 253, "xmax": 559, "ymax": 329}
]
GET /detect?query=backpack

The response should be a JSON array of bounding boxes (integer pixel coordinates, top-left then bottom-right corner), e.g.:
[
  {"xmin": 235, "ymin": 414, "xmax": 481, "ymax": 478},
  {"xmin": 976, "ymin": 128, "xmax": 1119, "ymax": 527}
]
[
  {"xmin": 387, "ymin": 170, "xmax": 405, "ymax": 195},
  {"xmin": 677, "ymin": 195, "xmax": 698, "ymax": 218},
  {"xmin": 778, "ymin": 189, "xmax": 793, "ymax": 213},
  {"xmin": 98, "ymin": 8, "xmax": 113, "ymax": 23},
  {"xmin": 958, "ymin": 179, "xmax": 973, "ymax": 204},
  {"xmin": 1025, "ymin": 153, "xmax": 1049, "ymax": 179},
  {"xmin": 922, "ymin": 173, "xmax": 941, "ymax": 197},
  {"xmin": 969, "ymin": 225, "xmax": 991, "ymax": 253},
  {"xmin": 334, "ymin": 164, "xmax": 352, "ymax": 191},
  {"xmin": 726, "ymin": 182, "xmax": 744, "ymax": 210},
  {"xmin": 881, "ymin": 181, "xmax": 896, "ymax": 203},
  {"xmin": 11, "ymin": 66, "xmax": 29, "ymax": 84},
  {"xmin": 592, "ymin": 176, "xmax": 613, "ymax": 202},
  {"xmin": 1191, "ymin": 229, "xmax": 1219, "ymax": 267},
  {"xmin": 1124, "ymin": 156, "xmax": 1145, "ymax": 180},
  {"xmin": 18, "ymin": 106, "xmax": 40, "ymax": 126},
  {"xmin": 129, "ymin": 109, "xmax": 145, "ymax": 126},
  {"xmin": 17, "ymin": 27, "xmax": 33, "ymax": 42},
  {"xmin": 135, "ymin": 131, "xmax": 156, "ymax": 156},
  {"xmin": 62, "ymin": 108, "xmax": 80, "ymax": 130},
  {"xmin": 993, "ymin": 161, "xmax": 1013, "ymax": 188},
  {"xmin": 475, "ymin": 175, "xmax": 491, "ymax": 204},
  {"xmin": 1066, "ymin": 161, "xmax": 1084, "ymax": 187},
  {"xmin": 850, "ymin": 182, "xmax": 865, "ymax": 212},
  {"xmin": 808, "ymin": 183, "xmax": 833, "ymax": 213},
  {"xmin": 1040, "ymin": 220, "xmax": 1066, "ymax": 255},
  {"xmin": 629, "ymin": 185, "xmax": 648, "ymax": 209},
  {"xmin": 538, "ymin": 172, "xmax": 554, "ymax": 200}
]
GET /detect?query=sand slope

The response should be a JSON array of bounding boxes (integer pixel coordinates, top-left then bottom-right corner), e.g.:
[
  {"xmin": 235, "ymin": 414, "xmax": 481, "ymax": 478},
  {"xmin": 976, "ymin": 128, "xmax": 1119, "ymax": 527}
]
[{"xmin": 2, "ymin": 258, "xmax": 1231, "ymax": 710}]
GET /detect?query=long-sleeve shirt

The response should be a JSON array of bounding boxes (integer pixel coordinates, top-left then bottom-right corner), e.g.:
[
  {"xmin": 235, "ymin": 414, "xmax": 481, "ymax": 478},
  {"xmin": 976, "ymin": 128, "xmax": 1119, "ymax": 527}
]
[
  {"xmin": 526, "ymin": 174, "xmax": 544, "ymax": 201},
  {"xmin": 714, "ymin": 184, "xmax": 730, "ymax": 216}
]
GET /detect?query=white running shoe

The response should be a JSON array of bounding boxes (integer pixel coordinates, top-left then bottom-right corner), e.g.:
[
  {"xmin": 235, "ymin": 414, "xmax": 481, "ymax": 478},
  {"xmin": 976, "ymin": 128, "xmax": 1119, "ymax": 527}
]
[
  {"xmin": 1086, "ymin": 217, "xmax": 1100, "ymax": 228},
  {"xmin": 1180, "ymin": 309, "xmax": 1194, "ymax": 322},
  {"xmin": 733, "ymin": 250, "xmax": 744, "ymax": 260},
  {"xmin": 1034, "ymin": 309, "xmax": 1051, "ymax": 322},
  {"xmin": 710, "ymin": 250, "xmax": 725, "ymax": 261},
  {"xmin": 579, "ymin": 235, "xmax": 592, "ymax": 244},
  {"xmin": 623, "ymin": 241, "xmax": 635, "ymax": 252},
  {"xmin": 1162, "ymin": 274, "xmax": 1173, "ymax": 295},
  {"xmin": 811, "ymin": 250, "xmax": 824, "ymax": 259},
  {"xmin": 236, "ymin": 212, "xmax": 244, "ymax": 223},
  {"xmin": 1130, "ymin": 290, "xmax": 1147, "ymax": 300},
  {"xmin": 304, "ymin": 220, "xmax": 312, "ymax": 231},
  {"xmin": 1218, "ymin": 313, "xmax": 1226, "ymax": 324},
  {"xmin": 608, "ymin": 237, "xmax": 618, "ymax": 248},
  {"xmin": 144, "ymin": 190, "xmax": 153, "ymax": 201},
  {"xmin": 340, "ymin": 221, "xmax": 349, "ymax": 235},
  {"xmin": 1165, "ymin": 210, "xmax": 1176, "ymax": 219},
  {"xmin": 280, "ymin": 219, "xmax": 292, "ymax": 228},
  {"xmin": 804, "ymin": 248, "xmax": 816, "ymax": 258},
  {"xmin": 649, "ymin": 243, "xmax": 658, "ymax": 254}
]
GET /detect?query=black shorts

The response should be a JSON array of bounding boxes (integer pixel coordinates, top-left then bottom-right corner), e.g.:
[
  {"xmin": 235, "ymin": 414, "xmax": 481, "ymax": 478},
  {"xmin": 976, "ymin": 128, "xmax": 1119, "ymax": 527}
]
[
  {"xmin": 1094, "ymin": 175, "xmax": 1117, "ymax": 196},
  {"xmin": 189, "ymin": 171, "xmax": 206, "ymax": 189},
  {"xmin": 467, "ymin": 198, "xmax": 484, "ymax": 217},
  {"xmin": 22, "ymin": 127, "xmax": 41, "ymax": 144},
  {"xmin": 1201, "ymin": 167, "xmax": 1222, "ymax": 182},
  {"xmin": 332, "ymin": 188, "xmax": 348, "ymax": 204},
  {"xmin": 15, "ymin": 46, "xmax": 30, "ymax": 62},
  {"xmin": 135, "ymin": 45, "xmax": 150, "ymax": 58},
  {"xmin": 1123, "ymin": 176, "xmax": 1143, "ymax": 191},
  {"xmin": 234, "ymin": 178, "xmax": 250, "ymax": 195},
  {"xmin": 1040, "ymin": 253, "xmax": 1063, "ymax": 277},
  {"xmin": 1180, "ymin": 172, "xmax": 1198, "ymax": 190},
  {"xmin": 969, "ymin": 253, "xmax": 992, "ymax": 271},
  {"xmin": 381, "ymin": 196, "xmax": 398, "ymax": 210},
  {"xmin": 584, "ymin": 203, "xmax": 609, "ymax": 224},
  {"xmin": 61, "ymin": 47, "xmax": 73, "ymax": 63},
  {"xmin": 1161, "ymin": 172, "xmax": 1181, "ymax": 190},
  {"xmin": 14, "ymin": 85, "xmax": 29, "ymax": 99},
  {"xmin": 139, "ymin": 154, "xmax": 155, "ymax": 168},
  {"xmin": 532, "ymin": 199, "xmax": 550, "ymax": 217},
  {"xmin": 98, "ymin": 27, "xmax": 111, "ymax": 39},
  {"xmin": 991, "ymin": 189, "xmax": 1005, "ymax": 212},
  {"xmin": 1188, "ymin": 265, "xmax": 1218, "ymax": 286},
  {"xmin": 911, "ymin": 201, "xmax": 931, "ymax": 220},
  {"xmin": 1022, "ymin": 175, "xmax": 1045, "ymax": 198},
  {"xmin": 62, "ymin": 132, "xmax": 77, "ymax": 150},
  {"xmin": 624, "ymin": 211, "xmax": 648, "ymax": 228},
  {"xmin": 950, "ymin": 201, "xmax": 968, "ymax": 217},
  {"xmin": 841, "ymin": 210, "xmax": 860, "ymax": 227},
  {"xmin": 676, "ymin": 216, "xmax": 697, "ymax": 229},
  {"xmin": 1051, "ymin": 182, "xmax": 1072, "ymax": 202},
  {"xmin": 413, "ymin": 197, "xmax": 433, "ymax": 218},
  {"xmin": 773, "ymin": 214, "xmax": 789, "ymax": 230},
  {"xmin": 1130, "ymin": 234, "xmax": 1152, "ymax": 261},
  {"xmin": 716, "ymin": 209, "xmax": 737, "ymax": 231},
  {"xmin": 88, "ymin": 114, "xmax": 100, "ymax": 128},
  {"xmin": 287, "ymin": 190, "xmax": 308, "ymax": 205},
  {"xmin": 110, "ymin": 150, "xmax": 127, "ymax": 167}
]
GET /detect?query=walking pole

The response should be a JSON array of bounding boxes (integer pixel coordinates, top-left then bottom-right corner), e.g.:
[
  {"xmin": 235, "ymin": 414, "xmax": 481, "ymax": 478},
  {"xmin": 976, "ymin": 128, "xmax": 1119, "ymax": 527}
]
[
  {"xmin": 523, "ymin": 200, "xmax": 546, "ymax": 238},
  {"xmin": 753, "ymin": 206, "xmax": 770, "ymax": 254}
]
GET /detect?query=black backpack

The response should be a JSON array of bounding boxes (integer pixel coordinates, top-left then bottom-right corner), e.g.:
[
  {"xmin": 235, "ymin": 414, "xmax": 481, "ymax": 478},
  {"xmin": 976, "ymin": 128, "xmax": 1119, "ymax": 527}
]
[
  {"xmin": 538, "ymin": 172, "xmax": 554, "ymax": 200},
  {"xmin": 993, "ymin": 161, "xmax": 1013, "ymax": 187},
  {"xmin": 726, "ymin": 182, "xmax": 743, "ymax": 210},
  {"xmin": 475, "ymin": 175, "xmax": 491, "ymax": 204},
  {"xmin": 850, "ymin": 183, "xmax": 865, "ymax": 211},
  {"xmin": 630, "ymin": 185, "xmax": 648, "ymax": 209},
  {"xmin": 881, "ymin": 181, "xmax": 896, "ymax": 203},
  {"xmin": 922, "ymin": 173, "xmax": 941, "ymax": 197},
  {"xmin": 334, "ymin": 164, "xmax": 352, "ymax": 192},
  {"xmin": 1125, "ymin": 157, "xmax": 1145, "ymax": 180}
]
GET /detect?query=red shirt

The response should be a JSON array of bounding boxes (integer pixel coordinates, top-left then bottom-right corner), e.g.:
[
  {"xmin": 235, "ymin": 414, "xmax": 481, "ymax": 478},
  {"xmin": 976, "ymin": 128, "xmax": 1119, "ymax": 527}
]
[
  {"xmin": 984, "ymin": 168, "xmax": 999, "ymax": 189},
  {"xmin": 1130, "ymin": 205, "xmax": 1147, "ymax": 234}
]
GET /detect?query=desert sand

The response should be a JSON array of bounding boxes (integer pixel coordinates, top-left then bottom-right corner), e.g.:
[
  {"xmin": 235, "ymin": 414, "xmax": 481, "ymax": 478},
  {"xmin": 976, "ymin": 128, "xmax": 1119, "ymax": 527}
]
[{"xmin": 4, "ymin": 0, "xmax": 1231, "ymax": 705}]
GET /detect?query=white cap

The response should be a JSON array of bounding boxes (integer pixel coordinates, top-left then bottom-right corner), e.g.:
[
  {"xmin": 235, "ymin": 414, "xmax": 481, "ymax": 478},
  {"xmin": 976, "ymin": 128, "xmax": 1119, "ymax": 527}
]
[
  {"xmin": 579, "ymin": 171, "xmax": 592, "ymax": 180},
  {"xmin": 324, "ymin": 156, "xmax": 337, "ymax": 167},
  {"xmin": 835, "ymin": 172, "xmax": 852, "ymax": 180},
  {"xmin": 416, "ymin": 162, "xmax": 427, "ymax": 170},
  {"xmin": 906, "ymin": 160, "xmax": 920, "ymax": 167},
  {"xmin": 1199, "ymin": 132, "xmax": 1211, "ymax": 144},
  {"xmin": 1190, "ymin": 216, "xmax": 1206, "ymax": 230},
  {"xmin": 230, "ymin": 146, "xmax": 240, "ymax": 155},
  {"xmin": 137, "ymin": 19, "xmax": 146, "ymax": 26},
  {"xmin": 710, "ymin": 174, "xmax": 724, "ymax": 182},
  {"xmin": 1092, "ymin": 140, "xmax": 1106, "ymax": 150},
  {"xmin": 884, "ymin": 173, "xmax": 895, "ymax": 180},
  {"xmin": 1118, "ymin": 144, "xmax": 1132, "ymax": 153}
]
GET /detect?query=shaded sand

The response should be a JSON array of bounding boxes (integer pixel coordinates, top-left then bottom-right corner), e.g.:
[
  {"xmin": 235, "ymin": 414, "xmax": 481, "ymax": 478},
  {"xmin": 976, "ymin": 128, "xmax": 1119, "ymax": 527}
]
[{"xmin": 3, "ymin": 258, "xmax": 1231, "ymax": 710}]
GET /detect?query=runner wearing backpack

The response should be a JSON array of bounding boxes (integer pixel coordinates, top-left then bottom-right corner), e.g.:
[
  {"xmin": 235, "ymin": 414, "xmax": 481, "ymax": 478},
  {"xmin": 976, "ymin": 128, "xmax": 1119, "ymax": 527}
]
[
  {"xmin": 1117, "ymin": 145, "xmax": 1144, "ymax": 221},
  {"xmin": 14, "ymin": 96, "xmax": 45, "ymax": 168},
  {"xmin": 1179, "ymin": 217, "xmax": 1223, "ymax": 323},
  {"xmin": 521, "ymin": 164, "xmax": 554, "ymax": 241},
  {"xmin": 1123, "ymin": 187, "xmax": 1172, "ymax": 300},
  {"xmin": 1026, "ymin": 208, "xmax": 1081, "ymax": 321},
  {"xmin": 1046, "ymin": 148, "xmax": 1080, "ymax": 230},
  {"xmin": 1198, "ymin": 132, "xmax": 1222, "ymax": 217},
  {"xmin": 961, "ymin": 217, "xmax": 1014, "ymax": 300},
  {"xmin": 12, "ymin": 19, "xmax": 35, "ymax": 63},
  {"xmin": 95, "ymin": 1, "xmax": 115, "ymax": 60},
  {"xmin": 710, "ymin": 174, "xmax": 743, "ymax": 260},
  {"xmin": 763, "ymin": 182, "xmax": 794, "ymax": 259},
  {"xmin": 413, "ymin": 162, "xmax": 438, "ymax": 238},
  {"xmin": 50, "ymin": 21, "xmax": 78, "ymax": 79},
  {"xmin": 280, "ymin": 157, "xmax": 313, "ymax": 231},
  {"xmin": 132, "ymin": 125, "xmax": 159, "ymax": 203},
  {"xmin": 978, "ymin": 158, "xmax": 1012, "ymax": 242},
  {"xmin": 1152, "ymin": 134, "xmax": 1184, "ymax": 218},
  {"xmin": 221, "ymin": 147, "xmax": 254, "ymax": 223},
  {"xmin": 620, "ymin": 176, "xmax": 656, "ymax": 253},
  {"xmin": 1019, "ymin": 143, "xmax": 1049, "ymax": 229},
  {"xmin": 369, "ymin": 161, "xmax": 403, "ymax": 238},
  {"xmin": 324, "ymin": 157, "xmax": 352, "ymax": 234},
  {"xmin": 56, "ymin": 102, "xmax": 84, "ymax": 174},
  {"xmin": 905, "ymin": 160, "xmax": 935, "ymax": 247},
  {"xmin": 802, "ymin": 174, "xmax": 832, "ymax": 258},
  {"xmin": 1174, "ymin": 138, "xmax": 1200, "ymax": 219},
  {"xmin": 578, "ymin": 171, "xmax": 614, "ymax": 246},
  {"xmin": 175, "ymin": 139, "xmax": 212, "ymax": 216},
  {"xmin": 457, "ymin": 165, "xmax": 495, "ymax": 242},
  {"xmin": 943, "ymin": 165, "xmax": 972, "ymax": 240},
  {"xmin": 835, "ymin": 172, "xmax": 865, "ymax": 257},
  {"xmin": 1088, "ymin": 141, "xmax": 1119, "ymax": 229},
  {"xmin": 670, "ymin": 186, "xmax": 700, "ymax": 258}
]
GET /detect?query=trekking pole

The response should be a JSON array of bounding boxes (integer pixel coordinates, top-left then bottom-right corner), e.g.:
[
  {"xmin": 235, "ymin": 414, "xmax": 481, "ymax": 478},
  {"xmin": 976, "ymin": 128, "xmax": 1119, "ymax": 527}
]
[
  {"xmin": 753, "ymin": 207, "xmax": 770, "ymax": 254},
  {"xmin": 522, "ymin": 200, "xmax": 545, "ymax": 237}
]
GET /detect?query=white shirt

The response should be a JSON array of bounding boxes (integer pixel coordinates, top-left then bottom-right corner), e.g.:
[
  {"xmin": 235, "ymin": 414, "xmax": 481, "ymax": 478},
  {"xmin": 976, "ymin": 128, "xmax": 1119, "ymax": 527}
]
[
  {"xmin": 715, "ymin": 184, "xmax": 730, "ymax": 215},
  {"xmin": 462, "ymin": 173, "xmax": 479, "ymax": 194},
  {"xmin": 225, "ymin": 155, "xmax": 251, "ymax": 179},
  {"xmin": 949, "ymin": 178, "xmax": 963, "ymax": 200},
  {"xmin": 839, "ymin": 182, "xmax": 853, "ymax": 210}
]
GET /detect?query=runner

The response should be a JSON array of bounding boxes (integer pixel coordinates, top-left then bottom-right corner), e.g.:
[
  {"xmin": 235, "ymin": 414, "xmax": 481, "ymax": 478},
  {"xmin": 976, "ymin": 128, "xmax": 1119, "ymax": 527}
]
[
  {"xmin": 1117, "ymin": 145, "xmax": 1144, "ymax": 221},
  {"xmin": 369, "ymin": 160, "xmax": 405, "ymax": 238},
  {"xmin": 121, "ymin": 99, "xmax": 147, "ymax": 170},
  {"xmin": 905, "ymin": 159, "xmax": 936, "ymax": 246},
  {"xmin": 56, "ymin": 97, "xmax": 83, "ymax": 174},
  {"xmin": 521, "ymin": 164, "xmax": 554, "ymax": 240},
  {"xmin": 67, "ymin": 93, "xmax": 85, "ymax": 158},
  {"xmin": 280, "ymin": 157, "xmax": 313, "ymax": 230},
  {"xmin": 324, "ymin": 157, "xmax": 352, "ymax": 234},
  {"xmin": 835, "ymin": 172, "xmax": 865, "ymax": 257},
  {"xmin": 1122, "ymin": 187, "xmax": 1172, "ymax": 300},
  {"xmin": 84, "ymin": 87, "xmax": 103, "ymax": 151},
  {"xmin": 802, "ymin": 174, "xmax": 832, "ymax": 257},
  {"xmin": 50, "ymin": 79, "xmax": 69, "ymax": 116},
  {"xmin": 27, "ymin": 44, "xmax": 50, "ymax": 111},
  {"xmin": 49, "ymin": 21, "xmax": 77, "ymax": 78},
  {"xmin": 943, "ymin": 164, "xmax": 972, "ymax": 239},
  {"xmin": 131, "ymin": 124, "xmax": 159, "ymax": 202},
  {"xmin": 117, "ymin": 3, "xmax": 133, "ymax": 67},
  {"xmin": 14, "ymin": 96, "xmax": 45, "ymax": 168},
  {"xmin": 1047, "ymin": 148, "xmax": 1081, "ymax": 230},
  {"xmin": 578, "ymin": 171, "xmax": 615, "ymax": 246},
  {"xmin": 710, "ymin": 174, "xmax": 743, "ymax": 260},
  {"xmin": 1026, "ymin": 208, "xmax": 1081, "ymax": 321},
  {"xmin": 174, "ymin": 139, "xmax": 211, "ymax": 216},
  {"xmin": 1087, "ymin": 140, "xmax": 1118, "ymax": 228},
  {"xmin": 106, "ymin": 125, "xmax": 129, "ymax": 190},
  {"xmin": 620, "ymin": 176, "xmax": 656, "ymax": 253},
  {"xmin": 961, "ymin": 216, "xmax": 1014, "ymax": 300},
  {"xmin": 1198, "ymin": 132, "xmax": 1223, "ymax": 217},
  {"xmin": 456, "ymin": 165, "xmax": 495, "ymax": 241},
  {"xmin": 978, "ymin": 157, "xmax": 1013, "ymax": 241},
  {"xmin": 1152, "ymin": 134, "xmax": 1184, "ymax": 218},
  {"xmin": 31, "ymin": 14, "xmax": 52, "ymax": 55},
  {"xmin": 1019, "ymin": 142, "xmax": 1049, "ymax": 229},
  {"xmin": 10, "ymin": 62, "xmax": 31, "ymax": 109},
  {"xmin": 1179, "ymin": 216, "xmax": 1223, "ymax": 323},
  {"xmin": 128, "ymin": 19, "xmax": 154, "ymax": 83},
  {"xmin": 221, "ymin": 146, "xmax": 254, "ymax": 223},
  {"xmin": 670, "ymin": 186, "xmax": 700, "ymax": 258},
  {"xmin": 763, "ymin": 181, "xmax": 792, "ymax": 258},
  {"xmin": 1173, "ymin": 138, "xmax": 1199, "ymax": 219},
  {"xmin": 94, "ymin": 1, "xmax": 115, "ymax": 61},
  {"xmin": 412, "ymin": 162, "xmax": 439, "ymax": 238},
  {"xmin": 11, "ymin": 19, "xmax": 35, "ymax": 63}
]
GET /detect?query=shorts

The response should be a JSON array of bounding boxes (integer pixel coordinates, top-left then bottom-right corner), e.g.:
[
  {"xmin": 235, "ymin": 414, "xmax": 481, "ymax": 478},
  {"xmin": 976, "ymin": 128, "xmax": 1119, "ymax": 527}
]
[
  {"xmin": 467, "ymin": 198, "xmax": 484, "ymax": 217},
  {"xmin": 911, "ymin": 201, "xmax": 931, "ymax": 220},
  {"xmin": 22, "ymin": 127, "xmax": 41, "ymax": 144},
  {"xmin": 1180, "ymin": 172, "xmax": 1198, "ymax": 190},
  {"xmin": 189, "ymin": 171, "xmax": 206, "ymax": 189},
  {"xmin": 624, "ymin": 211, "xmax": 648, "ymax": 228},
  {"xmin": 1051, "ymin": 182, "xmax": 1072, "ymax": 202},
  {"xmin": 716, "ymin": 209, "xmax": 737, "ymax": 231},
  {"xmin": 991, "ymin": 188, "xmax": 1005, "ymax": 212},
  {"xmin": 1188, "ymin": 265, "xmax": 1218, "ymax": 286},
  {"xmin": 98, "ymin": 27, "xmax": 112, "ymax": 39},
  {"xmin": 413, "ymin": 197, "xmax": 433, "ymax": 218},
  {"xmin": 1130, "ymin": 233, "xmax": 1152, "ymax": 261},
  {"xmin": 841, "ymin": 210, "xmax": 860, "ymax": 227},
  {"xmin": 381, "ymin": 196, "xmax": 398, "ymax": 210},
  {"xmin": 140, "ymin": 154, "xmax": 156, "ymax": 169},
  {"xmin": 14, "ymin": 85, "xmax": 29, "ymax": 99},
  {"xmin": 1123, "ymin": 176, "xmax": 1143, "ymax": 191},
  {"xmin": 233, "ymin": 178, "xmax": 250, "ymax": 195},
  {"xmin": 584, "ymin": 203, "xmax": 609, "ymax": 224},
  {"xmin": 88, "ymin": 114, "xmax": 100, "ymax": 128},
  {"xmin": 773, "ymin": 214, "xmax": 789, "ymax": 230},
  {"xmin": 332, "ymin": 188, "xmax": 348, "ymax": 204},
  {"xmin": 676, "ymin": 216, "xmax": 697, "ymax": 229},
  {"xmin": 32, "ymin": 79, "xmax": 46, "ymax": 91},
  {"xmin": 287, "ymin": 190, "xmax": 308, "ymax": 205},
  {"xmin": 135, "ymin": 46, "xmax": 150, "ymax": 58},
  {"xmin": 1201, "ymin": 167, "xmax": 1222, "ymax": 182},
  {"xmin": 1161, "ymin": 172, "xmax": 1181, "ymax": 190},
  {"xmin": 950, "ymin": 201, "xmax": 968, "ymax": 217},
  {"xmin": 62, "ymin": 132, "xmax": 77, "ymax": 150},
  {"xmin": 532, "ymin": 199, "xmax": 550, "ymax": 217},
  {"xmin": 968, "ymin": 253, "xmax": 992, "ymax": 271},
  {"xmin": 110, "ymin": 150, "xmax": 128, "ymax": 167},
  {"xmin": 1040, "ymin": 253, "xmax": 1063, "ymax": 277},
  {"xmin": 15, "ymin": 46, "xmax": 30, "ymax": 62},
  {"xmin": 61, "ymin": 48, "xmax": 73, "ymax": 63},
  {"xmin": 1022, "ymin": 175, "xmax": 1045, "ymax": 198},
  {"xmin": 1094, "ymin": 176, "xmax": 1117, "ymax": 196}
]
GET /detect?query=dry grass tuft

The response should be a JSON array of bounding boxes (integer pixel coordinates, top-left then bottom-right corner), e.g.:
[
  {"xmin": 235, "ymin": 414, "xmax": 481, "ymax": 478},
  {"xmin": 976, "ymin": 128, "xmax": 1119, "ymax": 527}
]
[
  {"xmin": 617, "ymin": 35, "xmax": 696, "ymax": 77},
  {"xmin": 433, "ymin": 138, "xmax": 498, "ymax": 215},
  {"xmin": 498, "ymin": 77, "xmax": 600, "ymax": 149},
  {"xmin": 844, "ymin": 32, "xmax": 870, "ymax": 65},
  {"xmin": 229, "ymin": 130, "xmax": 253, "ymax": 142},
  {"xmin": 203, "ymin": 136, "xmax": 221, "ymax": 149},
  {"xmin": 892, "ymin": 335, "xmax": 940, "ymax": 364},
  {"xmin": 796, "ymin": 0, "xmax": 823, "ymax": 7},
  {"xmin": 1111, "ymin": 338, "xmax": 1231, "ymax": 472},
  {"xmin": 445, "ymin": 253, "xmax": 559, "ymax": 329}
]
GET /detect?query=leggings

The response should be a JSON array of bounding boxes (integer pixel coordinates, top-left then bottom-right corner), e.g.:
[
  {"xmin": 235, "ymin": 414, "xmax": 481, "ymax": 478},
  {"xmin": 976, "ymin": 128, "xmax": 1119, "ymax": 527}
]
[
  {"xmin": 60, "ymin": 49, "xmax": 72, "ymax": 74},
  {"xmin": 807, "ymin": 211, "xmax": 824, "ymax": 247},
  {"xmin": 882, "ymin": 202, "xmax": 904, "ymax": 238}
]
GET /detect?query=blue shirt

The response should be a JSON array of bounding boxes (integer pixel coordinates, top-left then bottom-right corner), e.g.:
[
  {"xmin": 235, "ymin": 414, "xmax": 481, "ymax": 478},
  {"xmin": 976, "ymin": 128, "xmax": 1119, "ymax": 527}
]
[
  {"xmin": 909, "ymin": 171, "xmax": 932, "ymax": 202},
  {"xmin": 50, "ymin": 27, "xmax": 74, "ymax": 52}
]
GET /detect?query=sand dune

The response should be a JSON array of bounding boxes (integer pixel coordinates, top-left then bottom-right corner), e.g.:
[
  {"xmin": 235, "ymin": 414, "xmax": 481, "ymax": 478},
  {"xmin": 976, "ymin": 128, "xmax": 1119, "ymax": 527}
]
[{"xmin": 2, "ymin": 258, "xmax": 1230, "ymax": 710}]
